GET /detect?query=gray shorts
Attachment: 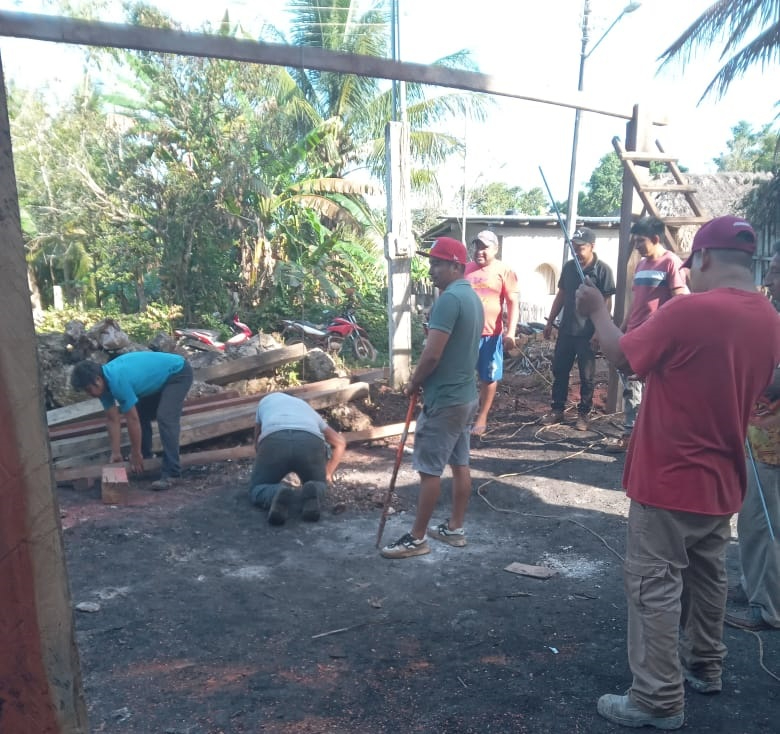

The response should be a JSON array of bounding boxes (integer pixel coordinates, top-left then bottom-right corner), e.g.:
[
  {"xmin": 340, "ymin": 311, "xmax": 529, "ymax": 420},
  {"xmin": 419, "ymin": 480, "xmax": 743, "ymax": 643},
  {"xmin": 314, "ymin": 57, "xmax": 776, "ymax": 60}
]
[{"xmin": 412, "ymin": 399, "xmax": 478, "ymax": 476}]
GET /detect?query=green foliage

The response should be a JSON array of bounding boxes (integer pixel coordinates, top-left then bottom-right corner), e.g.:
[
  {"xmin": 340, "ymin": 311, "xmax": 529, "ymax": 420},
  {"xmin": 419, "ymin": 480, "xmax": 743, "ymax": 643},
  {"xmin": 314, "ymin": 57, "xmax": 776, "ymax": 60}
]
[
  {"xmin": 578, "ymin": 152, "xmax": 623, "ymax": 216},
  {"xmin": 466, "ymin": 182, "xmax": 547, "ymax": 215},
  {"xmin": 714, "ymin": 121, "xmax": 779, "ymax": 173},
  {"xmin": 36, "ymin": 302, "xmax": 183, "ymax": 343},
  {"xmin": 658, "ymin": 1, "xmax": 780, "ymax": 102},
  {"xmin": 743, "ymin": 173, "xmax": 780, "ymax": 232}
]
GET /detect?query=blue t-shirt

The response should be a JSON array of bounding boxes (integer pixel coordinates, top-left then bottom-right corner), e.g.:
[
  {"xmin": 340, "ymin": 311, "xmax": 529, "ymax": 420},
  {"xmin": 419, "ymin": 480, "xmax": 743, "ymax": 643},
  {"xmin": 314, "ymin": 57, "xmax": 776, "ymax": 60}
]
[{"xmin": 100, "ymin": 352, "xmax": 186, "ymax": 413}]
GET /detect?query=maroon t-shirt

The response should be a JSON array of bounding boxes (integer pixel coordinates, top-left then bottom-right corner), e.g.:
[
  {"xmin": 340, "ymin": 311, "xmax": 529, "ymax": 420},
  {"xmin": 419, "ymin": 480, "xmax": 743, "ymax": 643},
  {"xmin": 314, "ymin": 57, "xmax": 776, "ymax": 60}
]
[{"xmin": 620, "ymin": 288, "xmax": 780, "ymax": 515}]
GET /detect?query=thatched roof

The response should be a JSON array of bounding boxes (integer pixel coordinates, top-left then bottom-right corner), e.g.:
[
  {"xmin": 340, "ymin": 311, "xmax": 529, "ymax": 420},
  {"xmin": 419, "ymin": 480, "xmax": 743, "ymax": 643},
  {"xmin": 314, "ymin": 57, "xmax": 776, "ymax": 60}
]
[{"xmin": 652, "ymin": 171, "xmax": 771, "ymax": 250}]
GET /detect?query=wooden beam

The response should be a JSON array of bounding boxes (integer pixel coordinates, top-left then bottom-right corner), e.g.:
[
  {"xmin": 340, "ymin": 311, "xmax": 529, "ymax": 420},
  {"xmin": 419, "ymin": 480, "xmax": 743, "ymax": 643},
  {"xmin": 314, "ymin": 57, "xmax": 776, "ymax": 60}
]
[
  {"xmin": 0, "ymin": 11, "xmax": 669, "ymax": 125},
  {"xmin": 54, "ymin": 383, "xmax": 371, "ymax": 472},
  {"xmin": 193, "ymin": 343, "xmax": 306, "ymax": 385},
  {"xmin": 0, "ymin": 53, "xmax": 87, "ymax": 733},
  {"xmin": 57, "ymin": 413, "xmax": 414, "ymax": 485}
]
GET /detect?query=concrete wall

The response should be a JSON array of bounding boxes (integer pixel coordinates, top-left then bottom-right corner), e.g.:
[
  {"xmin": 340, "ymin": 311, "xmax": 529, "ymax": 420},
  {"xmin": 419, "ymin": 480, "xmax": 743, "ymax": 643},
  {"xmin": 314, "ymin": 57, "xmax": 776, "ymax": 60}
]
[{"xmin": 467, "ymin": 225, "xmax": 620, "ymax": 323}]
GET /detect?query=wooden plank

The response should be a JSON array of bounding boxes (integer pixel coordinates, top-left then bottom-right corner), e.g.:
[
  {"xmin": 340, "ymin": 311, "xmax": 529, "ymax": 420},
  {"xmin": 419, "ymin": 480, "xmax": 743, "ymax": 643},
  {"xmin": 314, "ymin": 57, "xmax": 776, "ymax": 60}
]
[
  {"xmin": 101, "ymin": 465, "xmax": 129, "ymax": 505},
  {"xmin": 640, "ymin": 184, "xmax": 698, "ymax": 193},
  {"xmin": 193, "ymin": 343, "xmax": 306, "ymax": 385},
  {"xmin": 46, "ymin": 397, "xmax": 103, "ymax": 427},
  {"xmin": 47, "ymin": 387, "xmax": 242, "ymax": 429},
  {"xmin": 53, "ymin": 383, "xmax": 370, "ymax": 470},
  {"xmin": 617, "ymin": 151, "xmax": 681, "ymax": 163},
  {"xmin": 0, "ymin": 11, "xmax": 670, "ymax": 125},
  {"xmin": 344, "ymin": 420, "xmax": 416, "ymax": 444},
  {"xmin": 56, "ymin": 445, "xmax": 257, "ymax": 484},
  {"xmin": 0, "ymin": 54, "xmax": 87, "ymax": 731},
  {"xmin": 661, "ymin": 216, "xmax": 711, "ymax": 226}
]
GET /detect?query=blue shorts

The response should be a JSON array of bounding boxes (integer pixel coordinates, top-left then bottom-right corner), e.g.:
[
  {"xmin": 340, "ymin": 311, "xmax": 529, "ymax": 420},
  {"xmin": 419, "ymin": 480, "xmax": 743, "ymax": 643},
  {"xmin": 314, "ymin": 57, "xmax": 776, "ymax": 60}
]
[
  {"xmin": 476, "ymin": 335, "xmax": 503, "ymax": 382},
  {"xmin": 412, "ymin": 399, "xmax": 478, "ymax": 476}
]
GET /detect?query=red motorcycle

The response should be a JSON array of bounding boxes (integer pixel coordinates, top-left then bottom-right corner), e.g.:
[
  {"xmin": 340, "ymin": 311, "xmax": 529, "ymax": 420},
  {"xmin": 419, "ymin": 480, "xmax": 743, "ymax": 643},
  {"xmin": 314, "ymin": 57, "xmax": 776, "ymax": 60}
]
[
  {"xmin": 175, "ymin": 313, "xmax": 252, "ymax": 352},
  {"xmin": 280, "ymin": 305, "xmax": 377, "ymax": 362}
]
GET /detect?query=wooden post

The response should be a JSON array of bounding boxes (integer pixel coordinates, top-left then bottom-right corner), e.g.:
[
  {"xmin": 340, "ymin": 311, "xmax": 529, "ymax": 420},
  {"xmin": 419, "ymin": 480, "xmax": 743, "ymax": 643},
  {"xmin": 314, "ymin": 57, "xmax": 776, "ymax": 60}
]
[
  {"xmin": 0, "ymin": 52, "xmax": 88, "ymax": 733},
  {"xmin": 607, "ymin": 105, "xmax": 649, "ymax": 414},
  {"xmin": 101, "ymin": 465, "xmax": 130, "ymax": 504},
  {"xmin": 384, "ymin": 121, "xmax": 413, "ymax": 390}
]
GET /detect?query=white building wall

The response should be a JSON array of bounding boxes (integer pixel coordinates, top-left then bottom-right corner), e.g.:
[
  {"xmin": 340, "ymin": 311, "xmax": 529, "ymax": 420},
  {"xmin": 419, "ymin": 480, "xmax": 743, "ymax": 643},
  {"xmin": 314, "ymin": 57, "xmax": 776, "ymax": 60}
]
[{"xmin": 499, "ymin": 229, "xmax": 620, "ymax": 323}]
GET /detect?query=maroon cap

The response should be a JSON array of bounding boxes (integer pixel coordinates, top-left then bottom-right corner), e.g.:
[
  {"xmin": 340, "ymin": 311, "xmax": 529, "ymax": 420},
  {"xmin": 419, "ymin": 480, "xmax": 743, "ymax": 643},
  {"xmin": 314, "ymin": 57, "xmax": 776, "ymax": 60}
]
[
  {"xmin": 682, "ymin": 215, "xmax": 756, "ymax": 268},
  {"xmin": 419, "ymin": 237, "xmax": 468, "ymax": 265}
]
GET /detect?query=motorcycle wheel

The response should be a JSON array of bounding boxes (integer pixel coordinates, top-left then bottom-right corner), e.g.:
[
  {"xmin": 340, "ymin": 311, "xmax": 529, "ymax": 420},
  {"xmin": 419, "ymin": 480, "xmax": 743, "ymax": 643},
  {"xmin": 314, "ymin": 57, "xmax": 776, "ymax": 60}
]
[
  {"xmin": 352, "ymin": 336, "xmax": 378, "ymax": 362},
  {"xmin": 326, "ymin": 336, "xmax": 344, "ymax": 355}
]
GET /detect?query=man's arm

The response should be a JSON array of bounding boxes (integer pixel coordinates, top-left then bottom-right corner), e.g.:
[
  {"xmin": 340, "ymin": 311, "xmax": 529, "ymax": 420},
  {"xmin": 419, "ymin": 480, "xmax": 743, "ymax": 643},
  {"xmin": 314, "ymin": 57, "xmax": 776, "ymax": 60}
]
[
  {"xmin": 670, "ymin": 286, "xmax": 688, "ymax": 297},
  {"xmin": 105, "ymin": 405, "xmax": 123, "ymax": 462},
  {"xmin": 323, "ymin": 426, "xmax": 347, "ymax": 483},
  {"xmin": 123, "ymin": 406, "xmax": 144, "ymax": 474},
  {"xmin": 503, "ymin": 277, "xmax": 520, "ymax": 347},
  {"xmin": 543, "ymin": 289, "xmax": 565, "ymax": 339},
  {"xmin": 253, "ymin": 421, "xmax": 261, "ymax": 447},
  {"xmin": 576, "ymin": 281, "xmax": 630, "ymax": 371},
  {"xmin": 405, "ymin": 329, "xmax": 450, "ymax": 395}
]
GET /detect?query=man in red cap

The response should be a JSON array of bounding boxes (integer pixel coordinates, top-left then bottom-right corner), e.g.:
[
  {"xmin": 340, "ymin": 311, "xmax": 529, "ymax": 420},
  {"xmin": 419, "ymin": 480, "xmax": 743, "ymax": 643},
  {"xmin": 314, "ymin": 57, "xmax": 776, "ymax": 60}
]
[
  {"xmin": 465, "ymin": 230, "xmax": 520, "ymax": 437},
  {"xmin": 576, "ymin": 215, "xmax": 780, "ymax": 729},
  {"xmin": 381, "ymin": 237, "xmax": 483, "ymax": 559}
]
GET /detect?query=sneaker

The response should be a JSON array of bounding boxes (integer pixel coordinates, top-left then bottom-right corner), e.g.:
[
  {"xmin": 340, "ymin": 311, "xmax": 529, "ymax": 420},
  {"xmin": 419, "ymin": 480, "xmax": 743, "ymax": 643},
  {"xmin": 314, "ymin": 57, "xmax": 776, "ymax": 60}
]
[
  {"xmin": 267, "ymin": 486, "xmax": 294, "ymax": 526},
  {"xmin": 541, "ymin": 410, "xmax": 564, "ymax": 425},
  {"xmin": 682, "ymin": 667, "xmax": 722, "ymax": 694},
  {"xmin": 151, "ymin": 476, "xmax": 178, "ymax": 491},
  {"xmin": 597, "ymin": 694, "xmax": 684, "ymax": 730},
  {"xmin": 380, "ymin": 533, "xmax": 430, "ymax": 559},
  {"xmin": 724, "ymin": 606, "xmax": 776, "ymax": 632},
  {"xmin": 428, "ymin": 521, "xmax": 467, "ymax": 547},
  {"xmin": 301, "ymin": 481, "xmax": 321, "ymax": 522},
  {"xmin": 575, "ymin": 414, "xmax": 590, "ymax": 431}
]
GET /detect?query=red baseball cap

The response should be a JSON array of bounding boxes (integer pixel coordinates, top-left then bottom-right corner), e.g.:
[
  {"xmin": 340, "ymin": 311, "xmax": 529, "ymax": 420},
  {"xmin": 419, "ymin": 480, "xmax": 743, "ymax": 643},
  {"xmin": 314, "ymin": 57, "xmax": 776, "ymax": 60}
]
[
  {"xmin": 419, "ymin": 237, "xmax": 468, "ymax": 265},
  {"xmin": 682, "ymin": 215, "xmax": 756, "ymax": 268}
]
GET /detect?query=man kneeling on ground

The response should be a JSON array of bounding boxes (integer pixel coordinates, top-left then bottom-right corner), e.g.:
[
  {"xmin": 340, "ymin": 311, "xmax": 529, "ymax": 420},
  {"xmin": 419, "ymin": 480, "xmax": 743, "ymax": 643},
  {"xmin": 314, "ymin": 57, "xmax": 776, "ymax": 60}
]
[{"xmin": 249, "ymin": 392, "xmax": 346, "ymax": 525}]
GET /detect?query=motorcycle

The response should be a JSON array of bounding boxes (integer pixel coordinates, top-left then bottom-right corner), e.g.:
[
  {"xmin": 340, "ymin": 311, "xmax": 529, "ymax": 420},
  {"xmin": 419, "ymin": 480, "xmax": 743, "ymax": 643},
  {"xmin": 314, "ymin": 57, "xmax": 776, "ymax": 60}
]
[
  {"xmin": 174, "ymin": 313, "xmax": 252, "ymax": 352},
  {"xmin": 280, "ymin": 305, "xmax": 378, "ymax": 362}
]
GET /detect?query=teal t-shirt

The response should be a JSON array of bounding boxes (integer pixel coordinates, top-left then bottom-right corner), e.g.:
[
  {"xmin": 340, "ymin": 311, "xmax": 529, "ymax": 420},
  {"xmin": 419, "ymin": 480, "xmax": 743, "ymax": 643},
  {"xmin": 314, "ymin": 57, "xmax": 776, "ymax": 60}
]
[
  {"xmin": 423, "ymin": 278, "xmax": 483, "ymax": 409},
  {"xmin": 100, "ymin": 352, "xmax": 186, "ymax": 413}
]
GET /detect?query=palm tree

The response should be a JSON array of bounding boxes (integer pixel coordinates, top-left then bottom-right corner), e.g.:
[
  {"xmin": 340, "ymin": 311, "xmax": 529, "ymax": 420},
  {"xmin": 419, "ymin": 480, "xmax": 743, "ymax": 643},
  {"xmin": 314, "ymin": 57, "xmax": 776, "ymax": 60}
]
[
  {"xmin": 261, "ymin": 0, "xmax": 489, "ymax": 195},
  {"xmin": 658, "ymin": 1, "xmax": 780, "ymax": 101}
]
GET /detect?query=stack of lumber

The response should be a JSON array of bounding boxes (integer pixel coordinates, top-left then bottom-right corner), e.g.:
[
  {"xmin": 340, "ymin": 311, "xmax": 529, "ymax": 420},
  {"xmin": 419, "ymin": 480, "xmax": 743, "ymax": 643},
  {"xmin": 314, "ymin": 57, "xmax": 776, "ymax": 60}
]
[{"xmin": 49, "ymin": 347, "xmax": 413, "ymax": 485}]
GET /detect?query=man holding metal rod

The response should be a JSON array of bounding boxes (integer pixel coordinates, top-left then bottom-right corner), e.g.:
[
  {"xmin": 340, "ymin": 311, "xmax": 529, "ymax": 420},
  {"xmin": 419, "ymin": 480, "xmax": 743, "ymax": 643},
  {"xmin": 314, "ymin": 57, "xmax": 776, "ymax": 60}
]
[
  {"xmin": 725, "ymin": 241, "xmax": 780, "ymax": 632},
  {"xmin": 576, "ymin": 216, "xmax": 780, "ymax": 729},
  {"xmin": 542, "ymin": 227, "xmax": 615, "ymax": 431},
  {"xmin": 380, "ymin": 237, "xmax": 483, "ymax": 559}
]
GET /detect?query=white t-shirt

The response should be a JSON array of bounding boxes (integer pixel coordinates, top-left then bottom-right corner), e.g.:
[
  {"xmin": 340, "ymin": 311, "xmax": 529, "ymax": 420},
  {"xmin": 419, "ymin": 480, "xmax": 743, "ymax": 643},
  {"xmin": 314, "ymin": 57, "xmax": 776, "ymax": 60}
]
[{"xmin": 255, "ymin": 392, "xmax": 328, "ymax": 444}]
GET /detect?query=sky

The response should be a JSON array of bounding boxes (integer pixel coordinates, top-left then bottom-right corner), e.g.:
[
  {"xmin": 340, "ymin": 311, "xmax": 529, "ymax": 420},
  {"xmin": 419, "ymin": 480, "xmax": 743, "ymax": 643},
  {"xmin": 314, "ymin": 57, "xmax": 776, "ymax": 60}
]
[{"xmin": 0, "ymin": 0, "xmax": 777, "ymax": 209}]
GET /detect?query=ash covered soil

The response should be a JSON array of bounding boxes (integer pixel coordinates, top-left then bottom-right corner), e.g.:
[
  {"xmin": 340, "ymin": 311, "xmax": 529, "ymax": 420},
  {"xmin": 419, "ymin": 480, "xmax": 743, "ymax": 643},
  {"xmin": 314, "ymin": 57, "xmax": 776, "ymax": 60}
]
[{"xmin": 58, "ymin": 367, "xmax": 780, "ymax": 733}]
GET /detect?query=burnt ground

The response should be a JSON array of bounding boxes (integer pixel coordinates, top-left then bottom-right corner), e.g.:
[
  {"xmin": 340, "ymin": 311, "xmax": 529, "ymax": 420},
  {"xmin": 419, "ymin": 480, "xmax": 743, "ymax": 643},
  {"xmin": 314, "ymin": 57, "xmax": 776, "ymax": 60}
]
[{"xmin": 57, "ymin": 363, "xmax": 780, "ymax": 734}]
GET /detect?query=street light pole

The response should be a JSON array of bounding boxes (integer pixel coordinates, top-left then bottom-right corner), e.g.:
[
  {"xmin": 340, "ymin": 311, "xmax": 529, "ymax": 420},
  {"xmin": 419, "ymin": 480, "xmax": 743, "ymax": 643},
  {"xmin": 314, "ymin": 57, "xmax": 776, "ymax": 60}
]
[{"xmin": 562, "ymin": 1, "xmax": 641, "ymax": 271}]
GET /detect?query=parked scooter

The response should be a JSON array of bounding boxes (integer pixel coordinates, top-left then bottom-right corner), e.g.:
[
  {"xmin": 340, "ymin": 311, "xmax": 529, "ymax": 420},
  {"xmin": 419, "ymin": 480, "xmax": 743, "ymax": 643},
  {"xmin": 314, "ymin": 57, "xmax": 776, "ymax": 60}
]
[
  {"xmin": 174, "ymin": 313, "xmax": 252, "ymax": 352},
  {"xmin": 280, "ymin": 304, "xmax": 377, "ymax": 362}
]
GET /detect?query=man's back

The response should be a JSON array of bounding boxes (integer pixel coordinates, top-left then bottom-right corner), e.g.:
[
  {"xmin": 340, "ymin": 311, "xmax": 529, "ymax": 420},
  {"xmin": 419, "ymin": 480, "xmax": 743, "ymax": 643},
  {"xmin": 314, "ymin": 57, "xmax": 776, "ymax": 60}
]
[{"xmin": 621, "ymin": 288, "xmax": 780, "ymax": 514}]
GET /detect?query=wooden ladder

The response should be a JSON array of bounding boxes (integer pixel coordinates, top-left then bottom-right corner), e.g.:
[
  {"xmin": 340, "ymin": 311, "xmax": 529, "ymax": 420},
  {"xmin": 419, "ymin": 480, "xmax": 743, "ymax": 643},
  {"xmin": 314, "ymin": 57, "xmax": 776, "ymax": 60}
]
[{"xmin": 612, "ymin": 136, "xmax": 710, "ymax": 253}]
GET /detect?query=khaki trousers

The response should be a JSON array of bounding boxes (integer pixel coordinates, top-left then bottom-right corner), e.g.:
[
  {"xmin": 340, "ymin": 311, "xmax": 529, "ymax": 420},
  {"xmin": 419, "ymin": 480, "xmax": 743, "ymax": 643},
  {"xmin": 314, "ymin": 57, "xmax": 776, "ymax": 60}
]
[
  {"xmin": 624, "ymin": 500, "xmax": 731, "ymax": 715},
  {"xmin": 738, "ymin": 459, "xmax": 780, "ymax": 626}
]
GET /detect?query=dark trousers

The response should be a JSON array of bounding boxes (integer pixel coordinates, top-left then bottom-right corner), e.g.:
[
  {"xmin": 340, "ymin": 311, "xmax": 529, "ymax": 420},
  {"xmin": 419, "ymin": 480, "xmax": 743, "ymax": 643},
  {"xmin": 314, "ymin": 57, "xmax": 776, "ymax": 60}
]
[
  {"xmin": 550, "ymin": 332, "xmax": 596, "ymax": 415},
  {"xmin": 249, "ymin": 430, "xmax": 328, "ymax": 508},
  {"xmin": 135, "ymin": 362, "xmax": 193, "ymax": 478}
]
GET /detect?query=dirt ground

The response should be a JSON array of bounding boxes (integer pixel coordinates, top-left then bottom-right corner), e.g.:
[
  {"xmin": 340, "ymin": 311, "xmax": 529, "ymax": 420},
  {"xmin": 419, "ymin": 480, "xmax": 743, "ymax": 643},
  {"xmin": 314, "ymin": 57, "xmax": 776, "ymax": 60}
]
[{"xmin": 57, "ymin": 366, "xmax": 779, "ymax": 733}]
